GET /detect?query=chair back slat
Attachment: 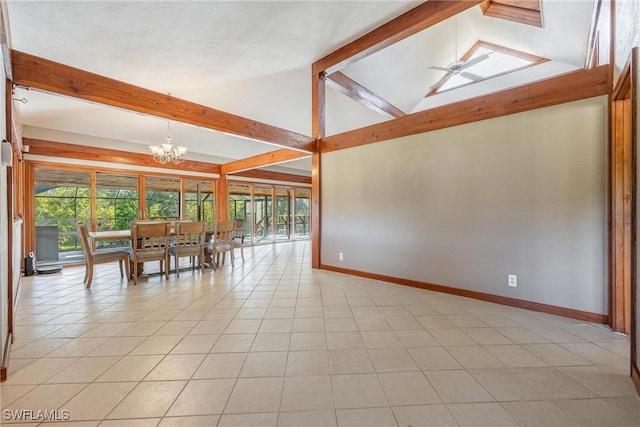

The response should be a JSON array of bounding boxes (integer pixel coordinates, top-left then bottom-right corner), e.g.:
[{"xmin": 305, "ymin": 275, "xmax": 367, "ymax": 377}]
[
  {"xmin": 175, "ymin": 221, "xmax": 206, "ymax": 247},
  {"xmin": 214, "ymin": 219, "xmax": 236, "ymax": 241},
  {"xmin": 132, "ymin": 221, "xmax": 171, "ymax": 253},
  {"xmin": 76, "ymin": 222, "xmax": 93, "ymax": 261}
]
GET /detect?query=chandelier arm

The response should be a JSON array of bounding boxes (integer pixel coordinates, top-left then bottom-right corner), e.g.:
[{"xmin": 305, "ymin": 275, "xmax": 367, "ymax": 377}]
[{"xmin": 149, "ymin": 119, "xmax": 187, "ymax": 165}]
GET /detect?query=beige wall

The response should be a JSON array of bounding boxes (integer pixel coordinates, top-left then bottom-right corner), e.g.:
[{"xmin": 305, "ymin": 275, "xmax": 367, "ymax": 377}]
[{"xmin": 321, "ymin": 97, "xmax": 608, "ymax": 314}]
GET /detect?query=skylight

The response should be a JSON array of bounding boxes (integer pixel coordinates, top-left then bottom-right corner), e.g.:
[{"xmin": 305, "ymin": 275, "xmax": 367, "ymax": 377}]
[{"xmin": 429, "ymin": 41, "xmax": 548, "ymax": 96}]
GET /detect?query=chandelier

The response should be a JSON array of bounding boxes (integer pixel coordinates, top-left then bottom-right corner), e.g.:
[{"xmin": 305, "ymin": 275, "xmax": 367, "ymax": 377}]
[{"xmin": 149, "ymin": 121, "xmax": 187, "ymax": 165}]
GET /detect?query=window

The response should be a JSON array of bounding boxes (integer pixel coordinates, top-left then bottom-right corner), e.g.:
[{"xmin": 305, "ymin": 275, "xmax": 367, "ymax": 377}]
[
  {"xmin": 429, "ymin": 41, "xmax": 548, "ymax": 96},
  {"xmin": 96, "ymin": 173, "xmax": 139, "ymax": 232},
  {"xmin": 34, "ymin": 168, "xmax": 91, "ymax": 257},
  {"xmin": 146, "ymin": 176, "xmax": 180, "ymax": 220},
  {"xmin": 184, "ymin": 179, "xmax": 215, "ymax": 227},
  {"xmin": 229, "ymin": 181, "xmax": 311, "ymax": 244}
]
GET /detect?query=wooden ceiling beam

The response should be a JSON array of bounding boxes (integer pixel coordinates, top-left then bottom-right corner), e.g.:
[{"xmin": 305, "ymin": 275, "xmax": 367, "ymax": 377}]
[
  {"xmin": 320, "ymin": 65, "xmax": 609, "ymax": 153},
  {"xmin": 326, "ymin": 71, "xmax": 406, "ymax": 119},
  {"xmin": 11, "ymin": 50, "xmax": 317, "ymax": 153},
  {"xmin": 24, "ymin": 138, "xmax": 221, "ymax": 174},
  {"xmin": 234, "ymin": 169, "xmax": 311, "ymax": 185},
  {"xmin": 312, "ymin": 0, "xmax": 484, "ymax": 76},
  {"xmin": 221, "ymin": 148, "xmax": 310, "ymax": 175}
]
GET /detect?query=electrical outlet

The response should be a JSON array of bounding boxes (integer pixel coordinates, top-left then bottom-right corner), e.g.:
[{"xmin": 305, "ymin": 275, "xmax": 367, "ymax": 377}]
[
  {"xmin": 508, "ymin": 274, "xmax": 517, "ymax": 287},
  {"xmin": 339, "ymin": 252, "xmax": 344, "ymax": 261}
]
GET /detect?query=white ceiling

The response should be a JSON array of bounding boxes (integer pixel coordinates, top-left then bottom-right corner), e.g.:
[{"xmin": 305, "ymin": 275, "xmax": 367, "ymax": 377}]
[{"xmin": 6, "ymin": 0, "xmax": 595, "ymax": 175}]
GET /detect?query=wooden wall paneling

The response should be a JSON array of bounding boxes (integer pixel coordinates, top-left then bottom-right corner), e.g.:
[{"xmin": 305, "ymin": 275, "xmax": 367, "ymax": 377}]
[
  {"xmin": 624, "ymin": 98, "xmax": 633, "ymax": 335},
  {"xmin": 627, "ymin": 47, "xmax": 638, "ymax": 396},
  {"xmin": 610, "ymin": 53, "xmax": 633, "ymax": 334},
  {"xmin": 321, "ymin": 66, "xmax": 609, "ymax": 153},
  {"xmin": 11, "ymin": 51, "xmax": 316, "ymax": 153}
]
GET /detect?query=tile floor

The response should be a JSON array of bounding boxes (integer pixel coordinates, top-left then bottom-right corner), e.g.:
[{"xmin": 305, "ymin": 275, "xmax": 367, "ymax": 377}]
[{"xmin": 1, "ymin": 241, "xmax": 639, "ymax": 426}]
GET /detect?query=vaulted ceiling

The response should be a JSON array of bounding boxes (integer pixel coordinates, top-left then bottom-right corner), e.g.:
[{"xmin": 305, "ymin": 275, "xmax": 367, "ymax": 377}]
[{"xmin": 6, "ymin": 0, "xmax": 595, "ymax": 175}]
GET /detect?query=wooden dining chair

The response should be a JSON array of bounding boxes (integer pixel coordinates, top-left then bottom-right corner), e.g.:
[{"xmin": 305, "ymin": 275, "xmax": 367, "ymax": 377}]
[
  {"xmin": 168, "ymin": 221, "xmax": 205, "ymax": 277},
  {"xmin": 205, "ymin": 219, "xmax": 235, "ymax": 270},
  {"xmin": 129, "ymin": 221, "xmax": 171, "ymax": 285},
  {"xmin": 231, "ymin": 219, "xmax": 247, "ymax": 262},
  {"xmin": 76, "ymin": 222, "xmax": 130, "ymax": 288}
]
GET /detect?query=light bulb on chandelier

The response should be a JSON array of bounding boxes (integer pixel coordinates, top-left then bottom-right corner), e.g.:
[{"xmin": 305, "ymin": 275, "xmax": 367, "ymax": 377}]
[{"xmin": 149, "ymin": 120, "xmax": 187, "ymax": 165}]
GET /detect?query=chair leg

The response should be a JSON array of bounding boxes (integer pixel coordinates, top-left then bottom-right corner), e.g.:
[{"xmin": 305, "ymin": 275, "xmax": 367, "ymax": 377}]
[
  {"xmin": 165, "ymin": 255, "xmax": 170, "ymax": 279},
  {"xmin": 230, "ymin": 249, "xmax": 234, "ymax": 268},
  {"xmin": 133, "ymin": 261, "xmax": 138, "ymax": 285},
  {"xmin": 83, "ymin": 265, "xmax": 89, "ymax": 284},
  {"xmin": 118, "ymin": 260, "xmax": 124, "ymax": 278},
  {"xmin": 175, "ymin": 255, "xmax": 180, "ymax": 278},
  {"xmin": 124, "ymin": 258, "xmax": 130, "ymax": 282},
  {"xmin": 86, "ymin": 264, "xmax": 94, "ymax": 288},
  {"xmin": 240, "ymin": 246, "xmax": 245, "ymax": 262}
]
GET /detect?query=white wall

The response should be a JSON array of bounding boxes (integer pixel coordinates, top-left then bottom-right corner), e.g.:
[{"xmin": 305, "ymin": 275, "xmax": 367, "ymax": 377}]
[
  {"xmin": 0, "ymin": 57, "xmax": 8, "ymax": 366},
  {"xmin": 321, "ymin": 97, "xmax": 608, "ymax": 314}
]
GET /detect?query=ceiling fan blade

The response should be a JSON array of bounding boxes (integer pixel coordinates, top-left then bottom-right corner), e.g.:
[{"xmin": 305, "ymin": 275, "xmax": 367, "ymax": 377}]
[
  {"xmin": 428, "ymin": 66, "xmax": 451, "ymax": 72},
  {"xmin": 462, "ymin": 53, "xmax": 491, "ymax": 69},
  {"xmin": 460, "ymin": 71, "xmax": 484, "ymax": 82}
]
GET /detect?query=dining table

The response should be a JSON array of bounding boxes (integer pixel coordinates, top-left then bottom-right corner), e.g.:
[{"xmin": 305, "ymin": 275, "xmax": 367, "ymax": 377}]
[
  {"xmin": 88, "ymin": 226, "xmax": 223, "ymax": 274},
  {"xmin": 88, "ymin": 229, "xmax": 133, "ymax": 241}
]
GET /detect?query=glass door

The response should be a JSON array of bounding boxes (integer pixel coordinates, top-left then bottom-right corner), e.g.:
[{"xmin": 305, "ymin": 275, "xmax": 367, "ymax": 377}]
[
  {"xmin": 146, "ymin": 176, "xmax": 181, "ymax": 220},
  {"xmin": 275, "ymin": 187, "xmax": 291, "ymax": 241},
  {"xmin": 34, "ymin": 168, "xmax": 91, "ymax": 262},
  {"xmin": 228, "ymin": 181, "xmax": 311, "ymax": 245},
  {"xmin": 253, "ymin": 186, "xmax": 272, "ymax": 243},
  {"xmin": 229, "ymin": 183, "xmax": 253, "ymax": 241},
  {"xmin": 184, "ymin": 179, "xmax": 215, "ymax": 228},
  {"xmin": 95, "ymin": 173, "xmax": 139, "ymax": 248},
  {"xmin": 294, "ymin": 188, "xmax": 311, "ymax": 239}
]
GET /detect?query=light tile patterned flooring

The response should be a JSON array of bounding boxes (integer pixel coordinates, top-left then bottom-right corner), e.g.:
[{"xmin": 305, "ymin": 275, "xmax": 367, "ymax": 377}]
[{"xmin": 2, "ymin": 241, "xmax": 639, "ymax": 426}]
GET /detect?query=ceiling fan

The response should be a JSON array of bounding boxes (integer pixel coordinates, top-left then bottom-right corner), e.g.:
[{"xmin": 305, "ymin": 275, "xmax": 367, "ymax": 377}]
[{"xmin": 428, "ymin": 16, "xmax": 491, "ymax": 84}]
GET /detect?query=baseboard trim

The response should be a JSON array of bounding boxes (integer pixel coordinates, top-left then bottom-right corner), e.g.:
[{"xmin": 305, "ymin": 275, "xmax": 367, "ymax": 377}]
[
  {"xmin": 320, "ymin": 264, "xmax": 608, "ymax": 324},
  {"xmin": 632, "ymin": 364, "xmax": 640, "ymax": 397},
  {"xmin": 1, "ymin": 332, "xmax": 12, "ymax": 382}
]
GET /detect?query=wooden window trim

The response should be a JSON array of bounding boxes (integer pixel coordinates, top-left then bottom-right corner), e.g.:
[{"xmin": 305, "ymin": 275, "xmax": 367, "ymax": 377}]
[
  {"xmin": 427, "ymin": 40, "xmax": 549, "ymax": 97},
  {"xmin": 480, "ymin": 0, "xmax": 543, "ymax": 28}
]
